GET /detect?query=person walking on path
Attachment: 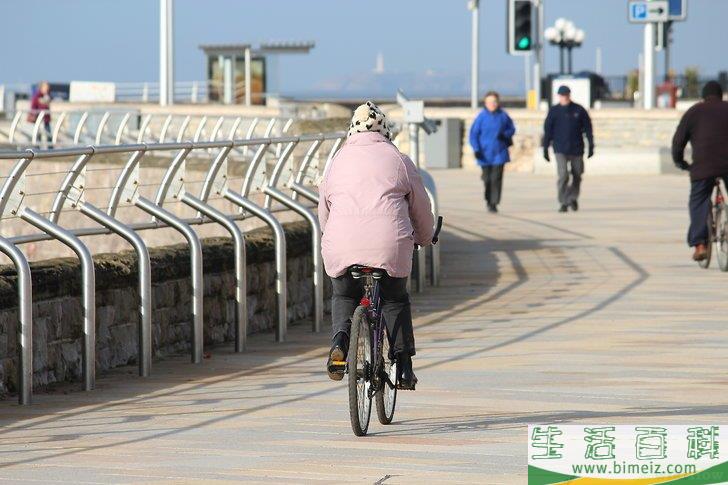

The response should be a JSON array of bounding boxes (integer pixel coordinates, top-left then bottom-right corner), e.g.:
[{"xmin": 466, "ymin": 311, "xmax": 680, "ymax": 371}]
[
  {"xmin": 318, "ymin": 101, "xmax": 434, "ymax": 390},
  {"xmin": 29, "ymin": 81, "xmax": 52, "ymax": 146},
  {"xmin": 542, "ymin": 85, "xmax": 594, "ymax": 212},
  {"xmin": 671, "ymin": 80, "xmax": 728, "ymax": 262},
  {"xmin": 469, "ymin": 91, "xmax": 516, "ymax": 213}
]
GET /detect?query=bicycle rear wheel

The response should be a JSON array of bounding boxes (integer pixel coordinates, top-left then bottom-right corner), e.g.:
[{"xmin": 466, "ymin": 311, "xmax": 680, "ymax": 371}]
[
  {"xmin": 716, "ymin": 204, "xmax": 728, "ymax": 271},
  {"xmin": 700, "ymin": 209, "xmax": 714, "ymax": 269},
  {"xmin": 375, "ymin": 330, "xmax": 397, "ymax": 425},
  {"xmin": 348, "ymin": 306, "xmax": 372, "ymax": 436}
]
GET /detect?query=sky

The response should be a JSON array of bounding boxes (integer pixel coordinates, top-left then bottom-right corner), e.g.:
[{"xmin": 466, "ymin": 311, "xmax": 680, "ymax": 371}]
[{"xmin": 1, "ymin": 0, "xmax": 726, "ymax": 97}]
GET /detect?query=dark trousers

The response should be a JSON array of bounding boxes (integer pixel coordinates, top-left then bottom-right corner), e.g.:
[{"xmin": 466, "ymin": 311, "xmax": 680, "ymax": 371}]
[
  {"xmin": 481, "ymin": 164, "xmax": 504, "ymax": 207},
  {"xmin": 331, "ymin": 272, "xmax": 415, "ymax": 356},
  {"xmin": 555, "ymin": 153, "xmax": 584, "ymax": 205},
  {"xmin": 688, "ymin": 177, "xmax": 728, "ymax": 246}
]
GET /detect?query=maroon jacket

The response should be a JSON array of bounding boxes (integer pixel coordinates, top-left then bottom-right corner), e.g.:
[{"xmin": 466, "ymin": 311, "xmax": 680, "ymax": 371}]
[{"xmin": 29, "ymin": 90, "xmax": 51, "ymax": 124}]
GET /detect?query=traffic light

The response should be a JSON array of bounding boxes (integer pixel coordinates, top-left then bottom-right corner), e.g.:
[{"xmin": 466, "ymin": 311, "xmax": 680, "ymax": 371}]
[{"xmin": 508, "ymin": 0, "xmax": 534, "ymax": 55}]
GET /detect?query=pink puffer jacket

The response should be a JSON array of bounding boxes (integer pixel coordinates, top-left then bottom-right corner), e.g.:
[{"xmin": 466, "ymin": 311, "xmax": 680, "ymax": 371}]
[{"xmin": 318, "ymin": 131, "xmax": 435, "ymax": 278}]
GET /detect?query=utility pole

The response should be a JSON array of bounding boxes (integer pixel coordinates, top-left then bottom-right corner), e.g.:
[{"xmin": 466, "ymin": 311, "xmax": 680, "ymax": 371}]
[
  {"xmin": 469, "ymin": 0, "xmax": 480, "ymax": 109},
  {"xmin": 664, "ymin": 21, "xmax": 673, "ymax": 81},
  {"xmin": 643, "ymin": 22, "xmax": 655, "ymax": 109},
  {"xmin": 159, "ymin": 0, "xmax": 174, "ymax": 106},
  {"xmin": 533, "ymin": 0, "xmax": 543, "ymax": 108},
  {"xmin": 595, "ymin": 47, "xmax": 602, "ymax": 74}
]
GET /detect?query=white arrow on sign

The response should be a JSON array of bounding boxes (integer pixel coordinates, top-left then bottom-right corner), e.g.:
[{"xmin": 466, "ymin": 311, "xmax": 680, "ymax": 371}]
[{"xmin": 628, "ymin": 0, "xmax": 669, "ymax": 23}]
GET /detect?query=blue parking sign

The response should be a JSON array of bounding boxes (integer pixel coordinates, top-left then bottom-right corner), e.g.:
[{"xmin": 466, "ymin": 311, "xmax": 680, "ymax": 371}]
[{"xmin": 632, "ymin": 3, "xmax": 647, "ymax": 20}]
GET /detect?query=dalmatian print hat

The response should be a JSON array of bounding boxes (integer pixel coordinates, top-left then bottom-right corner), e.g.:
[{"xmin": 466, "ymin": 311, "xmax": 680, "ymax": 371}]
[{"xmin": 347, "ymin": 101, "xmax": 392, "ymax": 140}]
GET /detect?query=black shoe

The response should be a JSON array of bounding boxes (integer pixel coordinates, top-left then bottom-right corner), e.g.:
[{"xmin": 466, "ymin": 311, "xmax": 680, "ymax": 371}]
[
  {"xmin": 558, "ymin": 205, "xmax": 568, "ymax": 213},
  {"xmin": 488, "ymin": 204, "xmax": 498, "ymax": 213},
  {"xmin": 326, "ymin": 332, "xmax": 348, "ymax": 381},
  {"xmin": 397, "ymin": 353, "xmax": 418, "ymax": 390},
  {"xmin": 570, "ymin": 200, "xmax": 579, "ymax": 211}
]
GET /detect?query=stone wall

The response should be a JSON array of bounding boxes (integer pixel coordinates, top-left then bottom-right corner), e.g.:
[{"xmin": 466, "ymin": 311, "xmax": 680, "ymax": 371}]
[{"xmin": 0, "ymin": 221, "xmax": 327, "ymax": 399}]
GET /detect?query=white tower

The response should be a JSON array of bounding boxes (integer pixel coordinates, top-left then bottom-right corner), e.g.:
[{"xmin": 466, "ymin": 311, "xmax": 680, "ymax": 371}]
[{"xmin": 374, "ymin": 52, "xmax": 385, "ymax": 74}]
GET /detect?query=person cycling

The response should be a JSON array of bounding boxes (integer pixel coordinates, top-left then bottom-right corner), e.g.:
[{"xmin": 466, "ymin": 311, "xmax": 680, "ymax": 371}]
[
  {"xmin": 318, "ymin": 101, "xmax": 434, "ymax": 390},
  {"xmin": 672, "ymin": 80, "xmax": 728, "ymax": 261}
]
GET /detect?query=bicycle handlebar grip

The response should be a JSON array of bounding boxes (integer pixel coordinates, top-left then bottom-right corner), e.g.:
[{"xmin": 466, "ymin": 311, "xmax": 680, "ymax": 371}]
[{"xmin": 432, "ymin": 216, "xmax": 444, "ymax": 245}]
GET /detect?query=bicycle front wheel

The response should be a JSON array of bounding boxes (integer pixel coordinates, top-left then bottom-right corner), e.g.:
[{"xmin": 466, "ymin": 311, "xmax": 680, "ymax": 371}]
[
  {"xmin": 348, "ymin": 306, "xmax": 372, "ymax": 436},
  {"xmin": 375, "ymin": 330, "xmax": 397, "ymax": 425},
  {"xmin": 716, "ymin": 204, "xmax": 728, "ymax": 271}
]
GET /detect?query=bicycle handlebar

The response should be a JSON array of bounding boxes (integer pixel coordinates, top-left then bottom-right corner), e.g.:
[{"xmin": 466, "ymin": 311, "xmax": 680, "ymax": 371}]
[
  {"xmin": 415, "ymin": 216, "xmax": 444, "ymax": 250},
  {"xmin": 432, "ymin": 216, "xmax": 443, "ymax": 245}
]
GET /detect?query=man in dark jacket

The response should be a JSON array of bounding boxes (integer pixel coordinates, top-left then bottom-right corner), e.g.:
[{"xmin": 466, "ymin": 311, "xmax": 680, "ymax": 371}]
[
  {"xmin": 672, "ymin": 80, "xmax": 728, "ymax": 261},
  {"xmin": 543, "ymin": 85, "xmax": 595, "ymax": 212}
]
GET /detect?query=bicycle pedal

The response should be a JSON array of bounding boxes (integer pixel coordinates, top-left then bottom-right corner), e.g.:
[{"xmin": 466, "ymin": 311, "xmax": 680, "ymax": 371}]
[{"xmin": 330, "ymin": 360, "xmax": 346, "ymax": 366}]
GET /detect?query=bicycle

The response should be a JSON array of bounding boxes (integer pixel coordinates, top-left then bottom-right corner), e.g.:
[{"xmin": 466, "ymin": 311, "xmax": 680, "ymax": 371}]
[
  {"xmin": 699, "ymin": 179, "xmax": 728, "ymax": 271},
  {"xmin": 337, "ymin": 216, "xmax": 443, "ymax": 436}
]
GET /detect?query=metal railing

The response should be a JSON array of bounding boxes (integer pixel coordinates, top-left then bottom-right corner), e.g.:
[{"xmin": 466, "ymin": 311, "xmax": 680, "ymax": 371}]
[
  {"xmin": 3, "ymin": 109, "xmax": 294, "ymax": 149},
  {"xmin": 0, "ymin": 128, "xmax": 443, "ymax": 406}
]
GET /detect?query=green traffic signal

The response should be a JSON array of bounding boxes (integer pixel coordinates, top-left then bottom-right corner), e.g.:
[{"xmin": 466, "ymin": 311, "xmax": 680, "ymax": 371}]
[{"xmin": 517, "ymin": 36, "xmax": 531, "ymax": 50}]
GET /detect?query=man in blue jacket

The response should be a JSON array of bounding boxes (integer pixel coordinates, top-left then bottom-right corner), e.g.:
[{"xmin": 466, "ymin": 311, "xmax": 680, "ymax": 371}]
[
  {"xmin": 469, "ymin": 91, "xmax": 516, "ymax": 213},
  {"xmin": 543, "ymin": 85, "xmax": 595, "ymax": 212}
]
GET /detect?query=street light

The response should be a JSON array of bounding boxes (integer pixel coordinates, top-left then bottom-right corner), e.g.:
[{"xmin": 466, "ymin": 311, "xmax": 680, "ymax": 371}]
[
  {"xmin": 545, "ymin": 18, "xmax": 585, "ymax": 75},
  {"xmin": 468, "ymin": 0, "xmax": 480, "ymax": 109}
]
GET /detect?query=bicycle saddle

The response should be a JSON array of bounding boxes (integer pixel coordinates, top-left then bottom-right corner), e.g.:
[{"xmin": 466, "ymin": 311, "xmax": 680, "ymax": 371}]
[{"xmin": 349, "ymin": 265, "xmax": 385, "ymax": 279}]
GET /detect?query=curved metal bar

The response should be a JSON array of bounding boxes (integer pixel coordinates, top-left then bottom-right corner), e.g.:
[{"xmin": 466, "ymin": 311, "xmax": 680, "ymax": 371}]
[
  {"xmin": 224, "ymin": 190, "xmax": 287, "ymax": 342},
  {"xmin": 31, "ymin": 110, "xmax": 46, "ymax": 144},
  {"xmin": 176, "ymin": 115, "xmax": 191, "ymax": 142},
  {"xmin": 73, "ymin": 111, "xmax": 90, "ymax": 145},
  {"xmin": 107, "ymin": 148, "xmax": 146, "ymax": 217},
  {"xmin": 240, "ymin": 142, "xmax": 270, "ymax": 200},
  {"xmin": 135, "ymin": 196, "xmax": 204, "ymax": 363},
  {"xmin": 241, "ymin": 118, "xmax": 260, "ymax": 158},
  {"xmin": 322, "ymin": 136, "xmax": 344, "ymax": 174},
  {"xmin": 0, "ymin": 236, "xmax": 33, "ymax": 404},
  {"xmin": 262, "ymin": 118, "xmax": 277, "ymax": 138},
  {"xmin": 50, "ymin": 152, "xmax": 93, "ymax": 224},
  {"xmin": 136, "ymin": 114, "xmax": 152, "ymax": 143},
  {"xmin": 78, "ymin": 202, "xmax": 152, "ymax": 376},
  {"xmin": 193, "ymin": 116, "xmax": 208, "ymax": 142},
  {"xmin": 281, "ymin": 118, "xmax": 294, "ymax": 134},
  {"xmin": 264, "ymin": 186, "xmax": 322, "ymax": 333},
  {"xmin": 8, "ymin": 111, "xmax": 23, "ymax": 143},
  {"xmin": 158, "ymin": 114, "xmax": 174, "ymax": 143},
  {"xmin": 52, "ymin": 111, "xmax": 68, "ymax": 145},
  {"xmin": 198, "ymin": 144, "xmax": 233, "ymax": 204},
  {"xmin": 114, "ymin": 112, "xmax": 132, "ymax": 145},
  {"xmin": 183, "ymin": 193, "xmax": 247, "ymax": 351},
  {"xmin": 154, "ymin": 146, "xmax": 193, "ymax": 209},
  {"xmin": 264, "ymin": 140, "xmax": 298, "ymax": 210},
  {"xmin": 0, "ymin": 153, "xmax": 33, "ymax": 218},
  {"xmin": 94, "ymin": 111, "xmax": 111, "ymax": 145},
  {"xmin": 289, "ymin": 138, "xmax": 323, "ymax": 202},
  {"xmin": 209, "ymin": 116, "xmax": 225, "ymax": 142},
  {"xmin": 424, "ymin": 186, "xmax": 440, "ymax": 287},
  {"xmin": 21, "ymin": 207, "xmax": 95, "ymax": 391},
  {"xmin": 227, "ymin": 117, "xmax": 242, "ymax": 140}
]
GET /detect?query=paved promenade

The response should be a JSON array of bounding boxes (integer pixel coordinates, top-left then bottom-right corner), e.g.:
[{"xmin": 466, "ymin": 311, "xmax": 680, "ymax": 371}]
[{"xmin": 2, "ymin": 170, "xmax": 728, "ymax": 483}]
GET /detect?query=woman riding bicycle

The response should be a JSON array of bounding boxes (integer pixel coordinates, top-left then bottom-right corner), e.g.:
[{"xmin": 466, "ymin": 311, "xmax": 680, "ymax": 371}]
[{"xmin": 318, "ymin": 101, "xmax": 434, "ymax": 390}]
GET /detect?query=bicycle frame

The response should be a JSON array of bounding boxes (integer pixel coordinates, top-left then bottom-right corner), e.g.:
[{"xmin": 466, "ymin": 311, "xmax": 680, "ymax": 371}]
[{"xmin": 359, "ymin": 274, "xmax": 396, "ymax": 396}]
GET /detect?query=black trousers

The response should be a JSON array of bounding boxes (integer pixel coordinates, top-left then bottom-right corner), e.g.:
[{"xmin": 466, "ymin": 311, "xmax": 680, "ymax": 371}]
[
  {"xmin": 330, "ymin": 272, "xmax": 415, "ymax": 356},
  {"xmin": 481, "ymin": 164, "xmax": 504, "ymax": 206},
  {"xmin": 688, "ymin": 176, "xmax": 728, "ymax": 246}
]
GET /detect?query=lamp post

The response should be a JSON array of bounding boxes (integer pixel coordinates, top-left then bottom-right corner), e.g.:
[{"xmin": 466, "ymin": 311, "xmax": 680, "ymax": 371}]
[
  {"xmin": 468, "ymin": 0, "xmax": 480, "ymax": 109},
  {"xmin": 544, "ymin": 18, "xmax": 585, "ymax": 75}
]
